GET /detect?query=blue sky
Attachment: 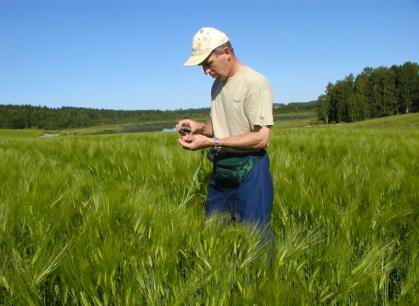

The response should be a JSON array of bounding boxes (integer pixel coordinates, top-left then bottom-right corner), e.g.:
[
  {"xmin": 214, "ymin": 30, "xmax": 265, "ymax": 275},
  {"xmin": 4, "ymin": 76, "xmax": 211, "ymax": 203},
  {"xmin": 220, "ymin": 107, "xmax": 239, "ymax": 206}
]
[{"xmin": 1, "ymin": 0, "xmax": 418, "ymax": 110}]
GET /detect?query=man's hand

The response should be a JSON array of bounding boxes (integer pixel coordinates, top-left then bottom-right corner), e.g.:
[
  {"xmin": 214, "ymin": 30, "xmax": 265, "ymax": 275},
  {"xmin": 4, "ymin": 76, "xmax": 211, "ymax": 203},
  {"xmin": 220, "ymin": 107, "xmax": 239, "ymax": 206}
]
[
  {"xmin": 176, "ymin": 119, "xmax": 214, "ymax": 150},
  {"xmin": 176, "ymin": 119, "xmax": 202, "ymax": 135},
  {"xmin": 178, "ymin": 133, "xmax": 212, "ymax": 151}
]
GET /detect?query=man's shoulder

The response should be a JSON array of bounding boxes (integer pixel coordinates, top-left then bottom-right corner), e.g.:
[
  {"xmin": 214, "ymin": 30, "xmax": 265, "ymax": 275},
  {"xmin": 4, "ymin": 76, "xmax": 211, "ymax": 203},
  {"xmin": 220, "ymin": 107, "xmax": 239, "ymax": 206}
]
[
  {"xmin": 241, "ymin": 66, "xmax": 271, "ymax": 90},
  {"xmin": 242, "ymin": 66, "xmax": 265, "ymax": 78}
]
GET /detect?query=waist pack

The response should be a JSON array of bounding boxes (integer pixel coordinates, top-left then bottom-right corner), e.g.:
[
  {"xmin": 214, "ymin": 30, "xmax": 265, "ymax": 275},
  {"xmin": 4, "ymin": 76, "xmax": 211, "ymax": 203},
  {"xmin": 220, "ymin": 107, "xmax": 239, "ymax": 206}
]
[{"xmin": 213, "ymin": 155, "xmax": 260, "ymax": 187}]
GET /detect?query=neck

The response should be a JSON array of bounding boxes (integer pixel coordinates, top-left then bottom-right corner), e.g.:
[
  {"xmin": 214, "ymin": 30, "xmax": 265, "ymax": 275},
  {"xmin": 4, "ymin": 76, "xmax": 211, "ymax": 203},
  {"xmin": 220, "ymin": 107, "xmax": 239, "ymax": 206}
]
[{"xmin": 227, "ymin": 58, "xmax": 243, "ymax": 78}]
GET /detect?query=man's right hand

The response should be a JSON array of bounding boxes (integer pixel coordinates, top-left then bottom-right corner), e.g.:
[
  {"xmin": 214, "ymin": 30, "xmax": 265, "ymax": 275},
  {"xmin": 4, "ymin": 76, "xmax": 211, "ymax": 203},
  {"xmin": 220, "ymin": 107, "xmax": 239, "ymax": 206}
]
[{"xmin": 176, "ymin": 119, "xmax": 201, "ymax": 135}]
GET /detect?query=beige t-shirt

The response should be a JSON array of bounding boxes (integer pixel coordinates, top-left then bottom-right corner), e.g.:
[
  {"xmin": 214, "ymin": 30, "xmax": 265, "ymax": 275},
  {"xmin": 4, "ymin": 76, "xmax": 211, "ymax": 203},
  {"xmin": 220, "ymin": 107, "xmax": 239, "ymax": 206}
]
[{"xmin": 210, "ymin": 66, "xmax": 274, "ymax": 139}]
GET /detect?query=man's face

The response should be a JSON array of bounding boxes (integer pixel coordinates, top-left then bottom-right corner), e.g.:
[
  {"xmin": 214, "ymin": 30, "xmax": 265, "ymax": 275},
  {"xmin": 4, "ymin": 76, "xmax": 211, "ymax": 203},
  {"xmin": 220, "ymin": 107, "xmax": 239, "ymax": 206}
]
[{"xmin": 200, "ymin": 48, "xmax": 230, "ymax": 80}]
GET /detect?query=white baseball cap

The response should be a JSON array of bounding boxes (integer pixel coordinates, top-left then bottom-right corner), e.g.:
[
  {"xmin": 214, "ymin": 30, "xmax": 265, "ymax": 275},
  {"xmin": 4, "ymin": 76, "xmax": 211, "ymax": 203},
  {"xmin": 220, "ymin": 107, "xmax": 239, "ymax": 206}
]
[{"xmin": 184, "ymin": 27, "xmax": 229, "ymax": 66}]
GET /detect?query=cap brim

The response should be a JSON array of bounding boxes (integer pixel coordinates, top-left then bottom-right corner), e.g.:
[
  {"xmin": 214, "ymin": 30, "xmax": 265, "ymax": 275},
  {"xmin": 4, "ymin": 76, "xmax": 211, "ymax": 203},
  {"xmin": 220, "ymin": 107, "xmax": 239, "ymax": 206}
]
[{"xmin": 183, "ymin": 52, "xmax": 211, "ymax": 67}]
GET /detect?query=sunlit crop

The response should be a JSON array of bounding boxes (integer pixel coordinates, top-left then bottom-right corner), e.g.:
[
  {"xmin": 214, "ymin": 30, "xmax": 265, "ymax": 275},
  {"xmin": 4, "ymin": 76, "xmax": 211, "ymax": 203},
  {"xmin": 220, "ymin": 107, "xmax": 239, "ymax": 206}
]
[{"xmin": 0, "ymin": 114, "xmax": 418, "ymax": 304}]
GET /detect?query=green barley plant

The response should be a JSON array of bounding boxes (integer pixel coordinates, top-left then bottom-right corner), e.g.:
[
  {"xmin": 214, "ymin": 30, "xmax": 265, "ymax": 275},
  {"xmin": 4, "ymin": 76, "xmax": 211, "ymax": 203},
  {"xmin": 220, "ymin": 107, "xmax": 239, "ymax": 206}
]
[{"xmin": 0, "ymin": 114, "xmax": 418, "ymax": 305}]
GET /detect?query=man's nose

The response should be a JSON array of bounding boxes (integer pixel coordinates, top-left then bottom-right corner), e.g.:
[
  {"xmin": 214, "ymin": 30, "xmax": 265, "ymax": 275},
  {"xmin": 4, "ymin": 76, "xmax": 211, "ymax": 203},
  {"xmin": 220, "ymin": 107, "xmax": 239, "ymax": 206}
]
[{"xmin": 202, "ymin": 65, "xmax": 211, "ymax": 75}]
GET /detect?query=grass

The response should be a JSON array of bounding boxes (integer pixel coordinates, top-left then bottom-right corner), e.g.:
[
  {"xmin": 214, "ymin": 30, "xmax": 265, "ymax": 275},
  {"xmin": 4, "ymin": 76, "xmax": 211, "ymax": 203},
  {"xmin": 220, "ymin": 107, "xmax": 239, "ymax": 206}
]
[
  {"xmin": 341, "ymin": 113, "xmax": 419, "ymax": 129},
  {"xmin": 0, "ymin": 129, "xmax": 45, "ymax": 138},
  {"xmin": 0, "ymin": 114, "xmax": 418, "ymax": 304}
]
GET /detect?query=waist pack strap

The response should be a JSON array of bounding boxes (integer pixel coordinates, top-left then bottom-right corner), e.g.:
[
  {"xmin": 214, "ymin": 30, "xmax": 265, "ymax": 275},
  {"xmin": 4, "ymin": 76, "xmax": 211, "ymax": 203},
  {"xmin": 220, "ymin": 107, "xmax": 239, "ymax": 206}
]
[{"xmin": 208, "ymin": 147, "xmax": 265, "ymax": 161}]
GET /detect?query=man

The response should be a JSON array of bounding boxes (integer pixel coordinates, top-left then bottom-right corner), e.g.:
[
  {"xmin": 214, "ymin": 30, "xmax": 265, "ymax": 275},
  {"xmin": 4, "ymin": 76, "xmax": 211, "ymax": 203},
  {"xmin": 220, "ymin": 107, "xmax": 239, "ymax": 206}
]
[{"xmin": 177, "ymin": 27, "xmax": 274, "ymax": 226}]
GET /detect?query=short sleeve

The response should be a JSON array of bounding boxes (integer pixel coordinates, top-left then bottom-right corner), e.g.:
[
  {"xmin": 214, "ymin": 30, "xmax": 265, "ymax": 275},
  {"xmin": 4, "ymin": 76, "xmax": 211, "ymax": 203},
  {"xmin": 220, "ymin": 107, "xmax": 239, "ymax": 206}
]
[{"xmin": 244, "ymin": 88, "xmax": 274, "ymax": 128}]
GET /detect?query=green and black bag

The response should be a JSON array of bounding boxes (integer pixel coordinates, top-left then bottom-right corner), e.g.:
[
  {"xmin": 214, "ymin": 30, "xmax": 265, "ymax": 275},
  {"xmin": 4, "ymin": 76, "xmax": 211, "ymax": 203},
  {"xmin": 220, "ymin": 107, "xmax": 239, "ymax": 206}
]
[{"xmin": 208, "ymin": 148, "xmax": 264, "ymax": 187}]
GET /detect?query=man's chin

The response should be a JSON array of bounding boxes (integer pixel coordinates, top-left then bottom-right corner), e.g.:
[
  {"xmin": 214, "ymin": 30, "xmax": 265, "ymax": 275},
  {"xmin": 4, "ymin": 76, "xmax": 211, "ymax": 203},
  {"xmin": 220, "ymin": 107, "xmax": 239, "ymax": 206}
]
[{"xmin": 213, "ymin": 75, "xmax": 227, "ymax": 80}]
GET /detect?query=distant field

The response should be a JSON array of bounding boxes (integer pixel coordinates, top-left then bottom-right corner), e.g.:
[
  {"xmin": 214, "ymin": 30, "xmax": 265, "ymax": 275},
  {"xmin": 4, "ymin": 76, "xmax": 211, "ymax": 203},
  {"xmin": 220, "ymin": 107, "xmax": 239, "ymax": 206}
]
[
  {"xmin": 0, "ymin": 128, "xmax": 45, "ymax": 138},
  {"xmin": 60, "ymin": 120, "xmax": 187, "ymax": 136},
  {"xmin": 273, "ymin": 111, "xmax": 315, "ymax": 121},
  {"xmin": 339, "ymin": 113, "xmax": 419, "ymax": 129},
  {"xmin": 0, "ymin": 111, "xmax": 318, "ymax": 137},
  {"xmin": 0, "ymin": 114, "xmax": 418, "ymax": 304},
  {"xmin": 57, "ymin": 111, "xmax": 317, "ymax": 136}
]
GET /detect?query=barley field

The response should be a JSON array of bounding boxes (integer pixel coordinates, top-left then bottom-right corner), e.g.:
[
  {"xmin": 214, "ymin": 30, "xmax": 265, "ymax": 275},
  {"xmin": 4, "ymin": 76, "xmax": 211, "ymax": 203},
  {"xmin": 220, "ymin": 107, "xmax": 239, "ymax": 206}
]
[{"xmin": 0, "ymin": 114, "xmax": 418, "ymax": 305}]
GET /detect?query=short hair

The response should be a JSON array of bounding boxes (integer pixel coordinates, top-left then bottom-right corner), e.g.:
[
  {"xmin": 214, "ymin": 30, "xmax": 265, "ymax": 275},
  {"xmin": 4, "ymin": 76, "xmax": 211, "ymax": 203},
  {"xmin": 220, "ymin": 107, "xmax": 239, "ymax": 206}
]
[{"xmin": 212, "ymin": 41, "xmax": 235, "ymax": 56}]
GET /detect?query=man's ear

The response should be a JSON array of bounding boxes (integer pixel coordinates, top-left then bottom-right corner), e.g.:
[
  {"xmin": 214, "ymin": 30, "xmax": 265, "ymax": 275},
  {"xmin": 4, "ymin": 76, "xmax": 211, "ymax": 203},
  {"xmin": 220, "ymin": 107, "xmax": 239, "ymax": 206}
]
[
  {"xmin": 224, "ymin": 46, "xmax": 232, "ymax": 59},
  {"xmin": 224, "ymin": 46, "xmax": 231, "ymax": 54}
]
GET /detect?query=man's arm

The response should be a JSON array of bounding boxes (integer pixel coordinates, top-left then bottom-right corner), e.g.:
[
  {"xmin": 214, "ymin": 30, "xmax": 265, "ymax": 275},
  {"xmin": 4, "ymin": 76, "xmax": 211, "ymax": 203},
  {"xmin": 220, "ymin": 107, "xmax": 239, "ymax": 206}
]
[
  {"xmin": 217, "ymin": 126, "xmax": 270, "ymax": 149},
  {"xmin": 178, "ymin": 126, "xmax": 271, "ymax": 151}
]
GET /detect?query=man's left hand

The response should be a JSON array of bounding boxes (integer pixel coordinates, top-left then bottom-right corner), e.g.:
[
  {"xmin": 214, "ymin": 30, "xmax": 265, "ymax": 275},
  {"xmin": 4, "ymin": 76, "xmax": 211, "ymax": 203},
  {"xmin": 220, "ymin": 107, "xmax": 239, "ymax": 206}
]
[{"xmin": 178, "ymin": 134, "xmax": 212, "ymax": 151}]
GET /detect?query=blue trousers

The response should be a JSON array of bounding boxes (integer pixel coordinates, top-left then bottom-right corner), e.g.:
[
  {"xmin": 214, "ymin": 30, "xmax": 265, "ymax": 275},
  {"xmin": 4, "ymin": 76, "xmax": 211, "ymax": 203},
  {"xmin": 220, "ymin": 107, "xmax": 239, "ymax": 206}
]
[{"xmin": 206, "ymin": 153, "xmax": 273, "ymax": 225}]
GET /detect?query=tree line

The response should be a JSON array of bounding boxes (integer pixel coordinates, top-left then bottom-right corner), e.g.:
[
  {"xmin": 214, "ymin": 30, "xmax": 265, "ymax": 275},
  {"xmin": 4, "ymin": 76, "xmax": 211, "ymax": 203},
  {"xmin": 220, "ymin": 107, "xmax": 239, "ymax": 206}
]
[
  {"xmin": 274, "ymin": 101, "xmax": 317, "ymax": 113},
  {"xmin": 5, "ymin": 60, "xmax": 416, "ymax": 130},
  {"xmin": 317, "ymin": 61, "xmax": 419, "ymax": 123},
  {"xmin": 0, "ymin": 101, "xmax": 317, "ymax": 130},
  {"xmin": 0, "ymin": 105, "xmax": 210, "ymax": 130}
]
